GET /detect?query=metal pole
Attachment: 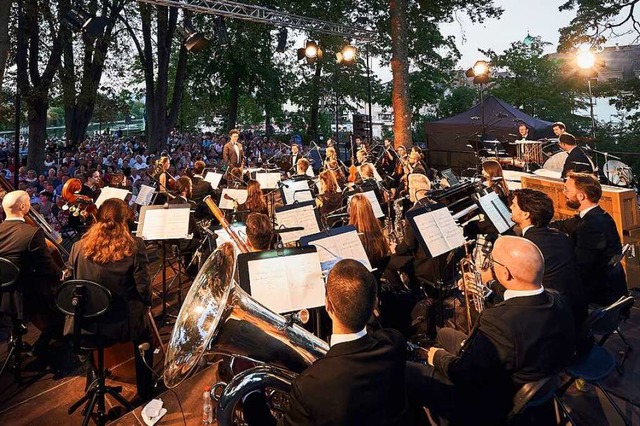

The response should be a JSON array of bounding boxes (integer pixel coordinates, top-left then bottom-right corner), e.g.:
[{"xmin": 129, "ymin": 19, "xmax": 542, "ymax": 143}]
[
  {"xmin": 14, "ymin": 0, "xmax": 25, "ymax": 189},
  {"xmin": 587, "ymin": 79, "xmax": 596, "ymax": 139},
  {"xmin": 366, "ymin": 47, "xmax": 373, "ymax": 144},
  {"xmin": 335, "ymin": 71, "xmax": 340, "ymax": 159},
  {"xmin": 480, "ymin": 84, "xmax": 485, "ymax": 140}
]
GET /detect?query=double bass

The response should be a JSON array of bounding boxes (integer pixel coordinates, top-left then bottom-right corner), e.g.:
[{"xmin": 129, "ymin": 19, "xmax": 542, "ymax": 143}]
[{"xmin": 0, "ymin": 175, "xmax": 68, "ymax": 331}]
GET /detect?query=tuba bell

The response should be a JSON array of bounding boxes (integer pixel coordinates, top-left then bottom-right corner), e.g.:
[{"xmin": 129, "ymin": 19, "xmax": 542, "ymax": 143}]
[{"xmin": 163, "ymin": 242, "xmax": 329, "ymax": 423}]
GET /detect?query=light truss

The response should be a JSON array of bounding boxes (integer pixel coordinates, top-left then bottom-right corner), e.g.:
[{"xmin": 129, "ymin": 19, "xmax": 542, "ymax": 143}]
[{"xmin": 136, "ymin": 0, "xmax": 376, "ymax": 41}]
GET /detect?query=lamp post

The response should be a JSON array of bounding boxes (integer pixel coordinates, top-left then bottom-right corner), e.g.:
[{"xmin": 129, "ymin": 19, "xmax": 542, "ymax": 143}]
[{"xmin": 576, "ymin": 47, "xmax": 598, "ymax": 139}]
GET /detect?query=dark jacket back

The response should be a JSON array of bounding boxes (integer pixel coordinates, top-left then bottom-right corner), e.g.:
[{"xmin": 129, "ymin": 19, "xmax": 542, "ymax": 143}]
[
  {"xmin": 561, "ymin": 147, "xmax": 594, "ymax": 178},
  {"xmin": 280, "ymin": 329, "xmax": 408, "ymax": 426}
]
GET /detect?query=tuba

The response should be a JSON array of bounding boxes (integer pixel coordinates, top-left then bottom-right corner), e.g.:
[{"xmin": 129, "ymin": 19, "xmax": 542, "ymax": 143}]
[
  {"xmin": 164, "ymin": 207, "xmax": 329, "ymax": 424},
  {"xmin": 459, "ymin": 239, "xmax": 492, "ymax": 332}
]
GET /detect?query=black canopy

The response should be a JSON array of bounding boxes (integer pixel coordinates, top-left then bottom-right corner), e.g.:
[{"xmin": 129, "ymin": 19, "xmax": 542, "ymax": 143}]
[{"xmin": 424, "ymin": 95, "xmax": 554, "ymax": 174}]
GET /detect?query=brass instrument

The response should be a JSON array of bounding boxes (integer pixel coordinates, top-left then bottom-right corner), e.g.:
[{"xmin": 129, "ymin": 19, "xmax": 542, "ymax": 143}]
[
  {"xmin": 204, "ymin": 195, "xmax": 250, "ymax": 253},
  {"xmin": 163, "ymin": 242, "xmax": 329, "ymax": 424},
  {"xmin": 459, "ymin": 240, "xmax": 492, "ymax": 332}
]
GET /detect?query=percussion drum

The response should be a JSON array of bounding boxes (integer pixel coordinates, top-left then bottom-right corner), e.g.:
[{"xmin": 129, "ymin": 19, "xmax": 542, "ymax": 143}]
[
  {"xmin": 603, "ymin": 160, "xmax": 634, "ymax": 187},
  {"xmin": 542, "ymin": 151, "xmax": 568, "ymax": 172}
]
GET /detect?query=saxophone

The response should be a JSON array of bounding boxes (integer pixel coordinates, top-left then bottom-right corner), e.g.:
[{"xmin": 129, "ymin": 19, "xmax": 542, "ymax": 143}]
[{"xmin": 391, "ymin": 195, "xmax": 406, "ymax": 245}]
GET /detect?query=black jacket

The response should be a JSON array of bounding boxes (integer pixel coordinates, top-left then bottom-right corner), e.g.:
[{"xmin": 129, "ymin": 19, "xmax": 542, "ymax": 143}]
[
  {"xmin": 0, "ymin": 220, "xmax": 62, "ymax": 318},
  {"xmin": 551, "ymin": 206, "xmax": 627, "ymax": 305},
  {"xmin": 69, "ymin": 237, "xmax": 151, "ymax": 342},
  {"xmin": 279, "ymin": 329, "xmax": 409, "ymax": 426},
  {"xmin": 523, "ymin": 226, "xmax": 587, "ymax": 328},
  {"xmin": 433, "ymin": 290, "xmax": 575, "ymax": 423},
  {"xmin": 561, "ymin": 146, "xmax": 594, "ymax": 178}
]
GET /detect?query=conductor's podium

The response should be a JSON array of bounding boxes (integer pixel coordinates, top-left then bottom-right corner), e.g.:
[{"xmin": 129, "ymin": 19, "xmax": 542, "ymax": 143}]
[{"xmin": 521, "ymin": 174, "xmax": 640, "ymax": 290}]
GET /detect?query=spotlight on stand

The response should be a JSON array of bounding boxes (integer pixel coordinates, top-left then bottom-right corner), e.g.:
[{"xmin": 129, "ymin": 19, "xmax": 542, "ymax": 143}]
[
  {"xmin": 62, "ymin": 8, "xmax": 108, "ymax": 39},
  {"xmin": 336, "ymin": 44, "xmax": 357, "ymax": 64},
  {"xmin": 465, "ymin": 60, "xmax": 490, "ymax": 84},
  {"xmin": 276, "ymin": 28, "xmax": 288, "ymax": 53},
  {"xmin": 297, "ymin": 40, "xmax": 323, "ymax": 65},
  {"xmin": 215, "ymin": 16, "xmax": 229, "ymax": 46},
  {"xmin": 178, "ymin": 22, "xmax": 210, "ymax": 53}
]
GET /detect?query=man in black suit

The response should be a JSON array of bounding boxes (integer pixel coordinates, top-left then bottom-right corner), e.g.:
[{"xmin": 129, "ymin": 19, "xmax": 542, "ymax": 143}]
[
  {"xmin": 289, "ymin": 144, "xmax": 303, "ymax": 174},
  {"xmin": 517, "ymin": 122, "xmax": 534, "ymax": 140},
  {"xmin": 559, "ymin": 133, "xmax": 594, "ymax": 178},
  {"xmin": 244, "ymin": 259, "xmax": 409, "ymax": 425},
  {"xmin": 0, "ymin": 190, "xmax": 62, "ymax": 357},
  {"xmin": 190, "ymin": 160, "xmax": 213, "ymax": 219},
  {"xmin": 510, "ymin": 188, "xmax": 587, "ymax": 334},
  {"xmin": 551, "ymin": 172, "xmax": 627, "ymax": 306},
  {"xmin": 222, "ymin": 129, "xmax": 244, "ymax": 169},
  {"xmin": 406, "ymin": 236, "xmax": 575, "ymax": 425}
]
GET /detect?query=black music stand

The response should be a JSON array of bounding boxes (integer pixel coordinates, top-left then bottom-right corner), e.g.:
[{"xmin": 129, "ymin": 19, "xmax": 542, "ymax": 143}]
[
  {"xmin": 0, "ymin": 257, "xmax": 27, "ymax": 382},
  {"xmin": 56, "ymin": 280, "xmax": 133, "ymax": 426}
]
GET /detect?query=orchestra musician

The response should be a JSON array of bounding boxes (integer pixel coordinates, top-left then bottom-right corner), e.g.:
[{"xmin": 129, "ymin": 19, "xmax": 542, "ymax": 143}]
[
  {"xmin": 552, "ymin": 121, "xmax": 567, "ymax": 137},
  {"xmin": 326, "ymin": 159, "xmax": 347, "ymax": 188},
  {"xmin": 80, "ymin": 169, "xmax": 101, "ymax": 201},
  {"xmin": 558, "ymin": 133, "xmax": 595, "ymax": 179},
  {"xmin": 190, "ymin": 160, "xmax": 214, "ymax": 207},
  {"xmin": 517, "ymin": 122, "xmax": 534, "ymax": 140},
  {"xmin": 245, "ymin": 213, "xmax": 277, "ymax": 251},
  {"xmin": 316, "ymin": 170, "xmax": 344, "ymax": 228},
  {"xmin": 222, "ymin": 129, "xmax": 244, "ymax": 168},
  {"xmin": 291, "ymin": 158, "xmax": 314, "ymax": 183},
  {"xmin": 227, "ymin": 167, "xmax": 246, "ymax": 189},
  {"xmin": 234, "ymin": 180, "xmax": 268, "ymax": 223},
  {"xmin": 289, "ymin": 144, "xmax": 303, "ymax": 173},
  {"xmin": 406, "ymin": 236, "xmax": 575, "ymax": 425},
  {"xmin": 348, "ymin": 193, "xmax": 391, "ymax": 273},
  {"xmin": 0, "ymin": 190, "xmax": 63, "ymax": 361},
  {"xmin": 153, "ymin": 156, "xmax": 171, "ymax": 205},
  {"xmin": 550, "ymin": 172, "xmax": 628, "ymax": 306},
  {"xmin": 509, "ymin": 188, "xmax": 587, "ymax": 336},
  {"xmin": 406, "ymin": 151, "xmax": 426, "ymax": 176},
  {"xmin": 323, "ymin": 146, "xmax": 338, "ymax": 170},
  {"xmin": 243, "ymin": 259, "xmax": 409, "ymax": 426},
  {"xmin": 68, "ymin": 198, "xmax": 154, "ymax": 401}
]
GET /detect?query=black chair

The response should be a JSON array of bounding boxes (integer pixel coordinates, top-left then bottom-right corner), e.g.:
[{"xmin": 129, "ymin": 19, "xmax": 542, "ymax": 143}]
[
  {"xmin": 0, "ymin": 257, "xmax": 29, "ymax": 382},
  {"xmin": 591, "ymin": 295, "xmax": 635, "ymax": 374},
  {"xmin": 55, "ymin": 280, "xmax": 133, "ymax": 426},
  {"xmin": 508, "ymin": 375, "xmax": 559, "ymax": 425},
  {"xmin": 555, "ymin": 296, "xmax": 635, "ymax": 426}
]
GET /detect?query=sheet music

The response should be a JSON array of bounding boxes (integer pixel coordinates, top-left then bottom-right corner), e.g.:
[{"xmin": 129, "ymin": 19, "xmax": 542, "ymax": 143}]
[
  {"xmin": 275, "ymin": 204, "xmax": 321, "ymax": 244},
  {"xmin": 95, "ymin": 186, "xmax": 130, "ymax": 208},
  {"xmin": 215, "ymin": 223, "xmax": 247, "ymax": 252},
  {"xmin": 137, "ymin": 206, "xmax": 191, "ymax": 240},
  {"xmin": 306, "ymin": 166, "xmax": 315, "ymax": 178},
  {"xmin": 412, "ymin": 207, "xmax": 465, "ymax": 257},
  {"xmin": 135, "ymin": 184, "xmax": 155, "ymax": 206},
  {"xmin": 247, "ymin": 251, "xmax": 325, "ymax": 313},
  {"xmin": 348, "ymin": 190, "xmax": 384, "ymax": 218},
  {"xmin": 281, "ymin": 180, "xmax": 313, "ymax": 204},
  {"xmin": 304, "ymin": 228, "xmax": 373, "ymax": 272},
  {"xmin": 477, "ymin": 191, "xmax": 515, "ymax": 234},
  {"xmin": 255, "ymin": 172, "xmax": 281, "ymax": 189},
  {"xmin": 219, "ymin": 188, "xmax": 249, "ymax": 210},
  {"xmin": 204, "ymin": 172, "xmax": 224, "ymax": 189}
]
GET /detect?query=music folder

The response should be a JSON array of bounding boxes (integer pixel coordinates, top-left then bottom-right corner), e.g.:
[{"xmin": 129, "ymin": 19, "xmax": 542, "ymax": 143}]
[
  {"xmin": 274, "ymin": 200, "xmax": 322, "ymax": 245},
  {"xmin": 300, "ymin": 225, "xmax": 373, "ymax": 273},
  {"xmin": 237, "ymin": 246, "xmax": 325, "ymax": 314},
  {"xmin": 473, "ymin": 191, "xmax": 515, "ymax": 234},
  {"xmin": 405, "ymin": 203, "xmax": 465, "ymax": 258}
]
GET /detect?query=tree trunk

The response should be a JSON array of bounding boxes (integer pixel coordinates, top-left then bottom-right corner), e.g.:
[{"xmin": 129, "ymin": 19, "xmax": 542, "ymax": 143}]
[
  {"xmin": 26, "ymin": 98, "xmax": 47, "ymax": 172},
  {"xmin": 389, "ymin": 0, "xmax": 412, "ymax": 148},
  {"xmin": 228, "ymin": 68, "xmax": 240, "ymax": 131},
  {"xmin": 0, "ymin": 0, "xmax": 12, "ymax": 92},
  {"xmin": 308, "ymin": 62, "xmax": 323, "ymax": 140}
]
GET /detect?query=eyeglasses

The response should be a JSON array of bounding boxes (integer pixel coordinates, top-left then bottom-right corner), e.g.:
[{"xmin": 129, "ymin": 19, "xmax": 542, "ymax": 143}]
[{"xmin": 488, "ymin": 254, "xmax": 511, "ymax": 278}]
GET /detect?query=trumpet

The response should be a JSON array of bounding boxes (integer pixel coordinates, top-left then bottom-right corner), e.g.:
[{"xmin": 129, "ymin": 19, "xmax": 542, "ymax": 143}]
[{"xmin": 459, "ymin": 240, "xmax": 492, "ymax": 332}]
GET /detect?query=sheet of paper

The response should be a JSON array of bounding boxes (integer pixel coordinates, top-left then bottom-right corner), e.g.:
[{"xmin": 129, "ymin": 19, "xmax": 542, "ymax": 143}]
[
  {"xmin": 138, "ymin": 207, "xmax": 191, "ymax": 240},
  {"xmin": 215, "ymin": 223, "xmax": 247, "ymax": 253},
  {"xmin": 95, "ymin": 186, "xmax": 130, "ymax": 209},
  {"xmin": 247, "ymin": 251, "xmax": 325, "ymax": 313},
  {"xmin": 275, "ymin": 204, "xmax": 321, "ymax": 244},
  {"xmin": 255, "ymin": 172, "xmax": 281, "ymax": 189},
  {"xmin": 306, "ymin": 166, "xmax": 315, "ymax": 178},
  {"xmin": 477, "ymin": 191, "xmax": 514, "ymax": 234},
  {"xmin": 219, "ymin": 188, "xmax": 249, "ymax": 210},
  {"xmin": 204, "ymin": 172, "xmax": 224, "ymax": 189},
  {"xmin": 281, "ymin": 180, "xmax": 313, "ymax": 204},
  {"xmin": 306, "ymin": 229, "xmax": 373, "ymax": 272},
  {"xmin": 412, "ymin": 212, "xmax": 450, "ymax": 257},
  {"xmin": 348, "ymin": 190, "xmax": 384, "ymax": 218},
  {"xmin": 431, "ymin": 207, "xmax": 466, "ymax": 250},
  {"xmin": 136, "ymin": 184, "xmax": 155, "ymax": 206}
]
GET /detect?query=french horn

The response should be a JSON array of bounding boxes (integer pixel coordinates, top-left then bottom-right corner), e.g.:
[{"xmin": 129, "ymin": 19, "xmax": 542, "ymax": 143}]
[{"xmin": 163, "ymin": 242, "xmax": 329, "ymax": 423}]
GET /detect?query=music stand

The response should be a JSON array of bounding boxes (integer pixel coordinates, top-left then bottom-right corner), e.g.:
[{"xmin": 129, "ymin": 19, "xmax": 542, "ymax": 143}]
[{"xmin": 274, "ymin": 200, "xmax": 322, "ymax": 245}]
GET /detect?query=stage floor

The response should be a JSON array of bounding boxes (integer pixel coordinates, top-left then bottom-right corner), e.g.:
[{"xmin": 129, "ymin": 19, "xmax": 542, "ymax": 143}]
[{"xmin": 1, "ymin": 252, "xmax": 639, "ymax": 425}]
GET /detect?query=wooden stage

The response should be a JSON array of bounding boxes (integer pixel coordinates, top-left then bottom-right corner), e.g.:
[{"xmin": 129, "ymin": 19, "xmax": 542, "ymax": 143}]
[{"xmin": 1, "ymin": 252, "xmax": 640, "ymax": 425}]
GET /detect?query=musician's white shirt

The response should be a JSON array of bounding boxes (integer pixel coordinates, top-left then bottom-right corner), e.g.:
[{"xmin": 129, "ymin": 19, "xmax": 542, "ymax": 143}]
[
  {"xmin": 503, "ymin": 286, "xmax": 544, "ymax": 301},
  {"xmin": 579, "ymin": 205, "xmax": 598, "ymax": 218},
  {"xmin": 4, "ymin": 218, "xmax": 25, "ymax": 222},
  {"xmin": 330, "ymin": 326, "xmax": 367, "ymax": 347}
]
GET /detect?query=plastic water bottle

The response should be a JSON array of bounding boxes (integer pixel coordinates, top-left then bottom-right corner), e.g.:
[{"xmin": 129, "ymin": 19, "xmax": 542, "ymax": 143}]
[{"xmin": 202, "ymin": 386, "xmax": 213, "ymax": 425}]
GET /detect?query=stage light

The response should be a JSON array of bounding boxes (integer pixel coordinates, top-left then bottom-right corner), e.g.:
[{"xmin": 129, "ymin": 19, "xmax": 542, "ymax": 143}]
[
  {"xmin": 576, "ymin": 46, "xmax": 596, "ymax": 70},
  {"xmin": 473, "ymin": 60, "xmax": 489, "ymax": 77},
  {"xmin": 62, "ymin": 7, "xmax": 108, "ymax": 39},
  {"xmin": 297, "ymin": 40, "xmax": 323, "ymax": 64},
  {"xmin": 178, "ymin": 22, "xmax": 210, "ymax": 53},
  {"xmin": 336, "ymin": 44, "xmax": 357, "ymax": 64}
]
